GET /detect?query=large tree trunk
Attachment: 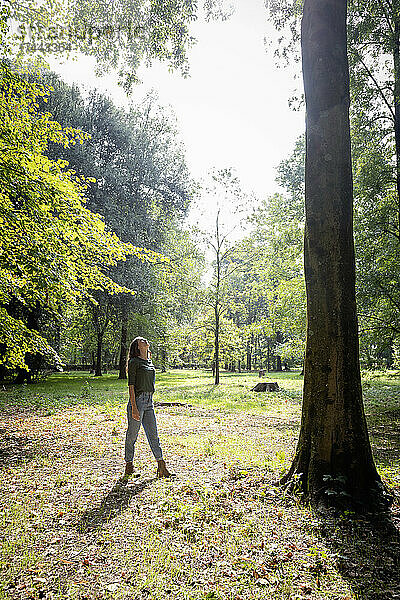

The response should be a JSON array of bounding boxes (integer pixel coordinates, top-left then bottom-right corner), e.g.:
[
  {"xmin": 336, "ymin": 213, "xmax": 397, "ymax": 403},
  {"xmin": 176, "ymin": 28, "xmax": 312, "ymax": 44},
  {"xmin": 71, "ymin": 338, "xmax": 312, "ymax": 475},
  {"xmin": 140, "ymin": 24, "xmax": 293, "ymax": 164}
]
[{"xmin": 283, "ymin": 0, "xmax": 389, "ymax": 511}]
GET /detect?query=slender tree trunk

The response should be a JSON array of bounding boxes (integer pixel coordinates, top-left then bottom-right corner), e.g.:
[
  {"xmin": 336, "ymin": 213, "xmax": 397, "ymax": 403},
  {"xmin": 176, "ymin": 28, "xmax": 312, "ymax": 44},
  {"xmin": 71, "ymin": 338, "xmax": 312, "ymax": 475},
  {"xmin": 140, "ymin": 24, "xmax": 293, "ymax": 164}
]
[
  {"xmin": 246, "ymin": 341, "xmax": 252, "ymax": 371},
  {"xmin": 161, "ymin": 348, "xmax": 167, "ymax": 373},
  {"xmin": 14, "ymin": 306, "xmax": 40, "ymax": 383},
  {"xmin": 283, "ymin": 0, "xmax": 388, "ymax": 510},
  {"xmin": 276, "ymin": 331, "xmax": 283, "ymax": 371},
  {"xmin": 118, "ymin": 323, "xmax": 128, "ymax": 379},
  {"xmin": 14, "ymin": 367, "xmax": 29, "ymax": 384},
  {"xmin": 95, "ymin": 335, "xmax": 103, "ymax": 377},
  {"xmin": 53, "ymin": 321, "xmax": 61, "ymax": 354},
  {"xmin": 215, "ymin": 309, "xmax": 220, "ymax": 385},
  {"xmin": 91, "ymin": 300, "xmax": 111, "ymax": 379},
  {"xmin": 393, "ymin": 8, "xmax": 400, "ymax": 235}
]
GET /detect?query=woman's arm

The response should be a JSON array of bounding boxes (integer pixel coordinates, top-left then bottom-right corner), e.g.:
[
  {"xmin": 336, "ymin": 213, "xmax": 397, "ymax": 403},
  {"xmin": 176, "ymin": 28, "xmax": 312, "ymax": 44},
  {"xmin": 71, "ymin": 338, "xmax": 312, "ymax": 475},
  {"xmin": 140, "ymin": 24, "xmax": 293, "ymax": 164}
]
[
  {"xmin": 129, "ymin": 385, "xmax": 140, "ymax": 421},
  {"xmin": 127, "ymin": 360, "xmax": 140, "ymax": 421}
]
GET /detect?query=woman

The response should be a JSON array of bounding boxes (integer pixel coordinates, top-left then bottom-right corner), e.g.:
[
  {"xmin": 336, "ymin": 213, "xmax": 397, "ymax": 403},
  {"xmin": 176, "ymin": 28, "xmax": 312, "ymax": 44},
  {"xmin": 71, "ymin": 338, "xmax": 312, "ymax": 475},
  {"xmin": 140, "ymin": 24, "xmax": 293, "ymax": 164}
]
[{"xmin": 124, "ymin": 336, "xmax": 172, "ymax": 478}]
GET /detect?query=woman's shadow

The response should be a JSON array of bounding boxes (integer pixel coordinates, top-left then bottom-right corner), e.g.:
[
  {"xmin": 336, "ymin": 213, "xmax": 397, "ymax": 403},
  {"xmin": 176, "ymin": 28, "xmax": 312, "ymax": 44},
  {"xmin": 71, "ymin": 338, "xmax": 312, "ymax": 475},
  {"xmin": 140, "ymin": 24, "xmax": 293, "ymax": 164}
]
[{"xmin": 76, "ymin": 476, "xmax": 156, "ymax": 532}]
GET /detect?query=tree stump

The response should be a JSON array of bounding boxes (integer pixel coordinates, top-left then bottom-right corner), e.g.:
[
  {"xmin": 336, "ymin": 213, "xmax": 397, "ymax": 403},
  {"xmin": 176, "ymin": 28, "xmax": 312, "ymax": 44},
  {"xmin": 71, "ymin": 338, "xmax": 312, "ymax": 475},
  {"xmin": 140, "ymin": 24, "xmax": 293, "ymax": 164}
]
[{"xmin": 251, "ymin": 382, "xmax": 279, "ymax": 392}]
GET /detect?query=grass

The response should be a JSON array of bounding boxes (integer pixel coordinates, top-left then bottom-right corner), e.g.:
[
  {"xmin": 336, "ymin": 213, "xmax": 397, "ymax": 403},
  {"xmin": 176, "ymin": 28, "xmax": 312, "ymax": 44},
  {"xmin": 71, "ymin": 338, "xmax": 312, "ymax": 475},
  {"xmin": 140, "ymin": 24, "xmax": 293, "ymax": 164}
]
[{"xmin": 0, "ymin": 369, "xmax": 399, "ymax": 600}]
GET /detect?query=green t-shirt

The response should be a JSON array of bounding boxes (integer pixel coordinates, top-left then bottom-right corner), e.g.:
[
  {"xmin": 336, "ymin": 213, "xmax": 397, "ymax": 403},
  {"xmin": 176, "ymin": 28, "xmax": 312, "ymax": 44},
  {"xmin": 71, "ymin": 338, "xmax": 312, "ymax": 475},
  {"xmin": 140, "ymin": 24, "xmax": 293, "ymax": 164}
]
[{"xmin": 128, "ymin": 356, "xmax": 156, "ymax": 394}]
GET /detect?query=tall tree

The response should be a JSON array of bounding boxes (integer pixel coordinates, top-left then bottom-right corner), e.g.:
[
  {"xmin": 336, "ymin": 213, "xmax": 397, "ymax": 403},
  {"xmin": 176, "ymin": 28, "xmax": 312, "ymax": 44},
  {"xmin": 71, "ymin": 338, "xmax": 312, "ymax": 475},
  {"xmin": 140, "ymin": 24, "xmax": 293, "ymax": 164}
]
[
  {"xmin": 0, "ymin": 63, "xmax": 140, "ymax": 376},
  {"xmin": 268, "ymin": 0, "xmax": 400, "ymax": 366},
  {"xmin": 199, "ymin": 169, "xmax": 248, "ymax": 384},
  {"xmin": 43, "ymin": 77, "xmax": 191, "ymax": 376},
  {"xmin": 282, "ymin": 0, "xmax": 389, "ymax": 510}
]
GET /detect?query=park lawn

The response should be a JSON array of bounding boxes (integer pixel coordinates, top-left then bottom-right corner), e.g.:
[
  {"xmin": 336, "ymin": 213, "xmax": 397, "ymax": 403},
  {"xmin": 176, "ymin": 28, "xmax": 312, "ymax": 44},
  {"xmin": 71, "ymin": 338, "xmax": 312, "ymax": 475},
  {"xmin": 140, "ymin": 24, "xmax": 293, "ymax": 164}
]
[{"xmin": 0, "ymin": 369, "xmax": 399, "ymax": 600}]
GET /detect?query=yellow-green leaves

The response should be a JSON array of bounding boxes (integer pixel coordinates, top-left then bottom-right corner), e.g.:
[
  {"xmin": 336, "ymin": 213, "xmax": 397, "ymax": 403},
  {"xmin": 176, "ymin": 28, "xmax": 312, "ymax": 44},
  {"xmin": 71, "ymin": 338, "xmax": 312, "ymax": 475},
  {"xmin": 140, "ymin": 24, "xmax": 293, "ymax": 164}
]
[{"xmin": 0, "ymin": 63, "xmax": 151, "ymax": 370}]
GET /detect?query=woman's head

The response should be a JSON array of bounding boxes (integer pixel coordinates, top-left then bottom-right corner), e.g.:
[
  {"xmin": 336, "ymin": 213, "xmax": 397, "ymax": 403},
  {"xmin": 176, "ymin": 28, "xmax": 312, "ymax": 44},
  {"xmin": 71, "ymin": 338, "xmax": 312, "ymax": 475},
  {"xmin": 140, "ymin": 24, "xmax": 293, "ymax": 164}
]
[{"xmin": 127, "ymin": 337, "xmax": 150, "ymax": 361}]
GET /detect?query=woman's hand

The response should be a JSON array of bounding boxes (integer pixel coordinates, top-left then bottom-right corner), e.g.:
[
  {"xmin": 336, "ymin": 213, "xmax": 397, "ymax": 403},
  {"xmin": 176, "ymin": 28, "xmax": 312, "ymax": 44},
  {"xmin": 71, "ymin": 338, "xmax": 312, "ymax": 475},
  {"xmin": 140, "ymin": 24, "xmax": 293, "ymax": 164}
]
[{"xmin": 131, "ymin": 407, "xmax": 140, "ymax": 421}]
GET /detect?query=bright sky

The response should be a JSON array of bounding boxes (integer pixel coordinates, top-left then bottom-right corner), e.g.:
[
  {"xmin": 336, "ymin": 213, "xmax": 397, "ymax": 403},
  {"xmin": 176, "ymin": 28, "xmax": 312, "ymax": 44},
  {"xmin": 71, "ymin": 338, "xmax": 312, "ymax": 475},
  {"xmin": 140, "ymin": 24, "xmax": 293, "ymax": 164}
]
[{"xmin": 50, "ymin": 0, "xmax": 304, "ymax": 203}]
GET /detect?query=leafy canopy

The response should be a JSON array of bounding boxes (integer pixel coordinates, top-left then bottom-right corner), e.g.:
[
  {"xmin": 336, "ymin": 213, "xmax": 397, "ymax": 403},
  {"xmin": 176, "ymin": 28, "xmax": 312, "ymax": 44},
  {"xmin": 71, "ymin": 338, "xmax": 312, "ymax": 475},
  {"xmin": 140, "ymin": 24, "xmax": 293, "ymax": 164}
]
[
  {"xmin": 0, "ymin": 63, "xmax": 164, "ymax": 369},
  {"xmin": 6, "ymin": 0, "xmax": 233, "ymax": 90}
]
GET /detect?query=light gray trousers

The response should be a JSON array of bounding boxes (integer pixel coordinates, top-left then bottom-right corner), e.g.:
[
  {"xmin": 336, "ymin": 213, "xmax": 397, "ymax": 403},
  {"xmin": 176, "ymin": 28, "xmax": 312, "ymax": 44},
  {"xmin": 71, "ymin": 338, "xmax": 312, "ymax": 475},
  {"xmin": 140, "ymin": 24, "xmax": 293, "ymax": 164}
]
[{"xmin": 124, "ymin": 392, "xmax": 163, "ymax": 463}]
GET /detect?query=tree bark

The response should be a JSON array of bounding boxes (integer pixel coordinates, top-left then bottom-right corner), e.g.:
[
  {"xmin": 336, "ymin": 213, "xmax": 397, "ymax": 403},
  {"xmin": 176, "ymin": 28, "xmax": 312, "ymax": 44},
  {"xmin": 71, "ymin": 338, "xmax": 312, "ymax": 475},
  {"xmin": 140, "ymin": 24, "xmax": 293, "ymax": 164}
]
[
  {"xmin": 118, "ymin": 323, "xmax": 128, "ymax": 379},
  {"xmin": 14, "ymin": 306, "xmax": 40, "ymax": 383},
  {"xmin": 276, "ymin": 331, "xmax": 283, "ymax": 371},
  {"xmin": 283, "ymin": 0, "xmax": 389, "ymax": 511},
  {"xmin": 393, "ymin": 5, "xmax": 400, "ymax": 235},
  {"xmin": 246, "ymin": 340, "xmax": 252, "ymax": 371},
  {"xmin": 214, "ymin": 308, "xmax": 220, "ymax": 384},
  {"xmin": 95, "ymin": 336, "xmax": 103, "ymax": 377},
  {"xmin": 161, "ymin": 347, "xmax": 167, "ymax": 373},
  {"xmin": 91, "ymin": 299, "xmax": 111, "ymax": 378},
  {"xmin": 252, "ymin": 334, "xmax": 257, "ymax": 370}
]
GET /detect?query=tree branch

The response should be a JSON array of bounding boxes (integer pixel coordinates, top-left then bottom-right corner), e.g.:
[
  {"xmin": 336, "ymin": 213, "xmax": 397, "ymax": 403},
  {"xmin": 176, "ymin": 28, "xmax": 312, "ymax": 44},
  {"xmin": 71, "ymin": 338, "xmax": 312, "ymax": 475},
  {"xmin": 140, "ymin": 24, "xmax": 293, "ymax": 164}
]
[
  {"xmin": 351, "ymin": 49, "xmax": 395, "ymax": 119},
  {"xmin": 376, "ymin": 0, "xmax": 395, "ymax": 36}
]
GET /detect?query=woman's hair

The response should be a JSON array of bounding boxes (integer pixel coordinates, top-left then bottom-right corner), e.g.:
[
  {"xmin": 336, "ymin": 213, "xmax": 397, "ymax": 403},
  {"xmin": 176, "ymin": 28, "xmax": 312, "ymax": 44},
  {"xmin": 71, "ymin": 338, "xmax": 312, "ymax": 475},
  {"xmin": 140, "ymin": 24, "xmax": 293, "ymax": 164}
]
[{"xmin": 126, "ymin": 337, "xmax": 148, "ymax": 373}]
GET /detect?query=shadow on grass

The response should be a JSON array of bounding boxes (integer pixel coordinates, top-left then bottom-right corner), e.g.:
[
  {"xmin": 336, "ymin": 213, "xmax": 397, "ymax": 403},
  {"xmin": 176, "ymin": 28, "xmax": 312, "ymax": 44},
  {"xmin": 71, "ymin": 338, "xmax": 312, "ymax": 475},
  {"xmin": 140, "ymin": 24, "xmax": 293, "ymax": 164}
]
[
  {"xmin": 0, "ymin": 427, "xmax": 94, "ymax": 470},
  {"xmin": 366, "ymin": 407, "xmax": 400, "ymax": 499},
  {"xmin": 321, "ymin": 510, "xmax": 400, "ymax": 599},
  {"xmin": 76, "ymin": 476, "xmax": 156, "ymax": 532},
  {"xmin": 0, "ymin": 431, "xmax": 37, "ymax": 466}
]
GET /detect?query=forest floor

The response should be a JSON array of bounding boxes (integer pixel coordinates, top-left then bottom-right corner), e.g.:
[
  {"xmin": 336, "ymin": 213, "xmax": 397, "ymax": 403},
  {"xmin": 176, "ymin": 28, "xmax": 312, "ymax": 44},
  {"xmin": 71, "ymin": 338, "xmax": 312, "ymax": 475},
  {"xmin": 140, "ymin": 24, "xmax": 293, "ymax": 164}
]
[{"xmin": 0, "ymin": 369, "xmax": 400, "ymax": 600}]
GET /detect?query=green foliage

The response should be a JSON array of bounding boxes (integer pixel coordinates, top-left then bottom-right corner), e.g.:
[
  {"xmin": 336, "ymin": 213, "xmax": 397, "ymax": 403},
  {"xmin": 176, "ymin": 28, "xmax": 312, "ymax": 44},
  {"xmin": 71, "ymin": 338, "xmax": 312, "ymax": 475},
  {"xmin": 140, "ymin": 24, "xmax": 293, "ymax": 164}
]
[
  {"xmin": 6, "ymin": 0, "xmax": 234, "ymax": 91},
  {"xmin": 0, "ymin": 62, "xmax": 153, "ymax": 370},
  {"xmin": 172, "ymin": 310, "xmax": 242, "ymax": 367},
  {"xmin": 273, "ymin": 277, "xmax": 306, "ymax": 362},
  {"xmin": 34, "ymin": 74, "xmax": 194, "ymax": 374},
  {"xmin": 7, "ymin": 0, "xmax": 198, "ymax": 90},
  {"xmin": 222, "ymin": 139, "xmax": 306, "ymax": 371},
  {"xmin": 43, "ymin": 78, "xmax": 192, "ymax": 249},
  {"xmin": 0, "ymin": 0, "xmax": 207, "ymax": 377},
  {"xmin": 266, "ymin": 0, "xmax": 400, "ymax": 368},
  {"xmin": 266, "ymin": 0, "xmax": 303, "ymax": 65}
]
